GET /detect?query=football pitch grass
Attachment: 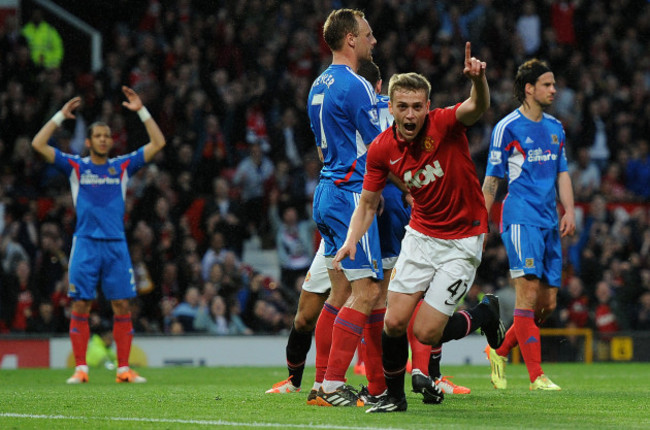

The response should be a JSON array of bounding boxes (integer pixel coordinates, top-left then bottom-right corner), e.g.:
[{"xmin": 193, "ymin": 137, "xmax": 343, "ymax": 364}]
[{"xmin": 1, "ymin": 363, "xmax": 649, "ymax": 429}]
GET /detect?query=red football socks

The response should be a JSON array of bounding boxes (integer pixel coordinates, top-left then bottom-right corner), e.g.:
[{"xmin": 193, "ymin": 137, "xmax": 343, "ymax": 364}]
[
  {"xmin": 113, "ymin": 313, "xmax": 134, "ymax": 368},
  {"xmin": 407, "ymin": 301, "xmax": 431, "ymax": 375},
  {"xmin": 314, "ymin": 302, "xmax": 339, "ymax": 384},
  {"xmin": 513, "ymin": 309, "xmax": 543, "ymax": 382},
  {"xmin": 363, "ymin": 308, "xmax": 386, "ymax": 395},
  {"xmin": 324, "ymin": 307, "xmax": 367, "ymax": 384},
  {"xmin": 69, "ymin": 311, "xmax": 90, "ymax": 366}
]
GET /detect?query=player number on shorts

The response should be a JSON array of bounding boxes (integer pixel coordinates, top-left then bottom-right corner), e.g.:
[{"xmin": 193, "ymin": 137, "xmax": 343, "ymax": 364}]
[
  {"xmin": 445, "ymin": 279, "xmax": 468, "ymax": 306},
  {"xmin": 311, "ymin": 93, "xmax": 327, "ymax": 149}
]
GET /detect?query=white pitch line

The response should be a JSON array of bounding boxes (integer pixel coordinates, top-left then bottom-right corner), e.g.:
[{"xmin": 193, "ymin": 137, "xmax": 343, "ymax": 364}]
[{"xmin": 0, "ymin": 413, "xmax": 409, "ymax": 430}]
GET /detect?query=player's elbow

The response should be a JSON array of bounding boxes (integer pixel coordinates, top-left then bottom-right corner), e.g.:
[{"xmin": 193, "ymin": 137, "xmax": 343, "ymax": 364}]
[{"xmin": 156, "ymin": 135, "xmax": 167, "ymax": 150}]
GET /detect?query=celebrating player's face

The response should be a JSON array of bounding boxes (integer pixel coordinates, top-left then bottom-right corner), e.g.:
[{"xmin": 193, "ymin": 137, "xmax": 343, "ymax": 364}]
[
  {"xmin": 389, "ymin": 89, "xmax": 430, "ymax": 143},
  {"xmin": 86, "ymin": 124, "xmax": 113, "ymax": 158},
  {"xmin": 354, "ymin": 17, "xmax": 376, "ymax": 61},
  {"xmin": 531, "ymin": 71, "xmax": 556, "ymax": 108}
]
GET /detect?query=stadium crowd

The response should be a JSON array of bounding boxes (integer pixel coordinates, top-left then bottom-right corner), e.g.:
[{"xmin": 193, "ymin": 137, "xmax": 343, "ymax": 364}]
[{"xmin": 1, "ymin": 0, "xmax": 649, "ymax": 354}]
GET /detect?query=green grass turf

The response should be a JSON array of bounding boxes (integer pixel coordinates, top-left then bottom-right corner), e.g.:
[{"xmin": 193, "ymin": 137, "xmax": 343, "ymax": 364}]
[{"xmin": 1, "ymin": 363, "xmax": 649, "ymax": 429}]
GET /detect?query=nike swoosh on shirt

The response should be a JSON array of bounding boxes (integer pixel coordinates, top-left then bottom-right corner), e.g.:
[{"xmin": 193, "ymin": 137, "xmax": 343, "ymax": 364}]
[{"xmin": 390, "ymin": 157, "xmax": 403, "ymax": 165}]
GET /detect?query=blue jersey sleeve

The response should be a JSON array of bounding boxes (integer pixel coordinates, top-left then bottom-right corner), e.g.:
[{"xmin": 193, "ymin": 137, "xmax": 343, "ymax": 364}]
[
  {"xmin": 112, "ymin": 147, "xmax": 146, "ymax": 176},
  {"xmin": 127, "ymin": 147, "xmax": 146, "ymax": 175},
  {"xmin": 52, "ymin": 148, "xmax": 78, "ymax": 175},
  {"xmin": 486, "ymin": 125, "xmax": 508, "ymax": 178}
]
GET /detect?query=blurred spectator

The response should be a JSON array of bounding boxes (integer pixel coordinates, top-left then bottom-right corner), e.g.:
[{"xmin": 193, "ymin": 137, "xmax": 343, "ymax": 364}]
[
  {"xmin": 549, "ymin": 0, "xmax": 579, "ymax": 46},
  {"xmin": 1, "ymin": 221, "xmax": 30, "ymax": 275},
  {"xmin": 636, "ymin": 291, "xmax": 650, "ymax": 330},
  {"xmin": 0, "ymin": 14, "xmax": 27, "ymax": 67},
  {"xmin": 201, "ymin": 231, "xmax": 232, "ymax": 282},
  {"xmin": 201, "ymin": 177, "xmax": 247, "ymax": 258},
  {"xmin": 581, "ymin": 96, "xmax": 614, "ymax": 173},
  {"xmin": 560, "ymin": 276, "xmax": 591, "ymax": 328},
  {"xmin": 272, "ymin": 205, "xmax": 314, "ymax": 292},
  {"xmin": 160, "ymin": 296, "xmax": 178, "ymax": 334},
  {"xmin": 195, "ymin": 114, "xmax": 230, "ymax": 192},
  {"xmin": 21, "ymin": 8, "xmax": 63, "ymax": 69},
  {"xmin": 50, "ymin": 270, "xmax": 71, "ymax": 328},
  {"xmin": 26, "ymin": 300, "xmax": 64, "ymax": 333},
  {"xmin": 569, "ymin": 147, "xmax": 601, "ymax": 201},
  {"xmin": 271, "ymin": 107, "xmax": 310, "ymax": 168},
  {"xmin": 592, "ymin": 280, "xmax": 620, "ymax": 361},
  {"xmin": 194, "ymin": 295, "xmax": 230, "ymax": 335},
  {"xmin": 626, "ymin": 139, "xmax": 650, "ymax": 200},
  {"xmin": 232, "ymin": 142, "xmax": 274, "ymax": 241},
  {"xmin": 227, "ymin": 298, "xmax": 253, "ymax": 335},
  {"xmin": 600, "ymin": 162, "xmax": 634, "ymax": 202},
  {"xmin": 32, "ymin": 223, "xmax": 66, "ymax": 299},
  {"xmin": 171, "ymin": 286, "xmax": 200, "ymax": 332},
  {"xmin": 4, "ymin": 260, "xmax": 36, "ymax": 332},
  {"xmin": 516, "ymin": 1, "xmax": 542, "ymax": 56},
  {"xmin": 245, "ymin": 103, "xmax": 270, "ymax": 154}
]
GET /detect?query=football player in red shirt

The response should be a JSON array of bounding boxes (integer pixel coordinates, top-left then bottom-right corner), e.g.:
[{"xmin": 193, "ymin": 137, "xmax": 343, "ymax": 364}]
[{"xmin": 334, "ymin": 43, "xmax": 504, "ymax": 412}]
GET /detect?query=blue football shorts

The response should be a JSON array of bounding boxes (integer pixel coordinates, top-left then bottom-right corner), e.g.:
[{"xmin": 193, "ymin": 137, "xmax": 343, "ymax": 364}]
[
  {"xmin": 378, "ymin": 181, "xmax": 410, "ymax": 270},
  {"xmin": 68, "ymin": 236, "xmax": 137, "ymax": 300},
  {"xmin": 312, "ymin": 180, "xmax": 383, "ymax": 281},
  {"xmin": 501, "ymin": 223, "xmax": 562, "ymax": 287}
]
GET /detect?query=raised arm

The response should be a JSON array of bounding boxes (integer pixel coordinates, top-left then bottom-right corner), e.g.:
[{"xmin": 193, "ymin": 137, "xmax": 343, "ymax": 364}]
[
  {"xmin": 31, "ymin": 97, "xmax": 81, "ymax": 163},
  {"xmin": 333, "ymin": 188, "xmax": 382, "ymax": 270},
  {"xmin": 121, "ymin": 86, "xmax": 166, "ymax": 162},
  {"xmin": 557, "ymin": 171, "xmax": 576, "ymax": 238},
  {"xmin": 456, "ymin": 41, "xmax": 490, "ymax": 127}
]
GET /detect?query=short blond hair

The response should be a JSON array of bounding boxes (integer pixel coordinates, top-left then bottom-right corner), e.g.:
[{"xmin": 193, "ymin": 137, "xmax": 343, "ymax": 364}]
[{"xmin": 388, "ymin": 72, "xmax": 431, "ymax": 102}]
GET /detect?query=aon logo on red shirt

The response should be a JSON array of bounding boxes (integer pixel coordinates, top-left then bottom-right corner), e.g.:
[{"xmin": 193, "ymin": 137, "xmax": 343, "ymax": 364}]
[{"xmin": 403, "ymin": 161, "xmax": 444, "ymax": 189}]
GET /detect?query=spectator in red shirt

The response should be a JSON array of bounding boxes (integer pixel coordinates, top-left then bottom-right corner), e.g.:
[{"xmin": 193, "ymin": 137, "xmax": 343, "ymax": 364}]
[
  {"xmin": 592, "ymin": 280, "xmax": 620, "ymax": 356},
  {"xmin": 7, "ymin": 260, "xmax": 36, "ymax": 332},
  {"xmin": 561, "ymin": 276, "xmax": 590, "ymax": 328}
]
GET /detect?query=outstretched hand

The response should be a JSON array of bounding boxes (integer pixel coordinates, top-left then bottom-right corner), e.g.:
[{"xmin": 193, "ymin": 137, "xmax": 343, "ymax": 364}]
[
  {"xmin": 462, "ymin": 41, "xmax": 486, "ymax": 82},
  {"xmin": 121, "ymin": 86, "xmax": 143, "ymax": 111},
  {"xmin": 62, "ymin": 97, "xmax": 81, "ymax": 119}
]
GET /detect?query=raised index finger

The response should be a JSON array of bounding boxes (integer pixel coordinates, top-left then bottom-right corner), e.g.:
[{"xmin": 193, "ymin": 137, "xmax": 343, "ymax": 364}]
[{"xmin": 465, "ymin": 41, "xmax": 471, "ymax": 63}]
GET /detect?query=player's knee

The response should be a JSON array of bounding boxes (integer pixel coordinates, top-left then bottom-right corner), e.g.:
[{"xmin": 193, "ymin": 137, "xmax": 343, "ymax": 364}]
[
  {"xmin": 294, "ymin": 310, "xmax": 318, "ymax": 332},
  {"xmin": 414, "ymin": 325, "xmax": 442, "ymax": 346},
  {"xmin": 545, "ymin": 301, "xmax": 557, "ymax": 314},
  {"xmin": 384, "ymin": 314, "xmax": 408, "ymax": 337},
  {"xmin": 111, "ymin": 299, "xmax": 130, "ymax": 315}
]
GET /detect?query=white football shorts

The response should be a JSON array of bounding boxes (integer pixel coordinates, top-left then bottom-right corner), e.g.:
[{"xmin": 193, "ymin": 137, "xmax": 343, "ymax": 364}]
[
  {"xmin": 301, "ymin": 239, "xmax": 331, "ymax": 294},
  {"xmin": 388, "ymin": 226, "xmax": 484, "ymax": 316}
]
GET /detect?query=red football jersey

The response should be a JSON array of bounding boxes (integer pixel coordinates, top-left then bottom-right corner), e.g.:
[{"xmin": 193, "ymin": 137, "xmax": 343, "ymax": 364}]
[{"xmin": 364, "ymin": 103, "xmax": 488, "ymax": 240}]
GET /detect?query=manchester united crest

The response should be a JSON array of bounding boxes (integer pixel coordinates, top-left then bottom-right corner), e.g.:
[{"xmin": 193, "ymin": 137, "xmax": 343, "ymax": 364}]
[{"xmin": 423, "ymin": 136, "xmax": 435, "ymax": 152}]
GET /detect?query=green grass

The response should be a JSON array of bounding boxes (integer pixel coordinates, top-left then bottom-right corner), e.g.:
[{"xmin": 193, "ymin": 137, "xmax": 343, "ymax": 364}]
[{"xmin": 1, "ymin": 363, "xmax": 649, "ymax": 429}]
